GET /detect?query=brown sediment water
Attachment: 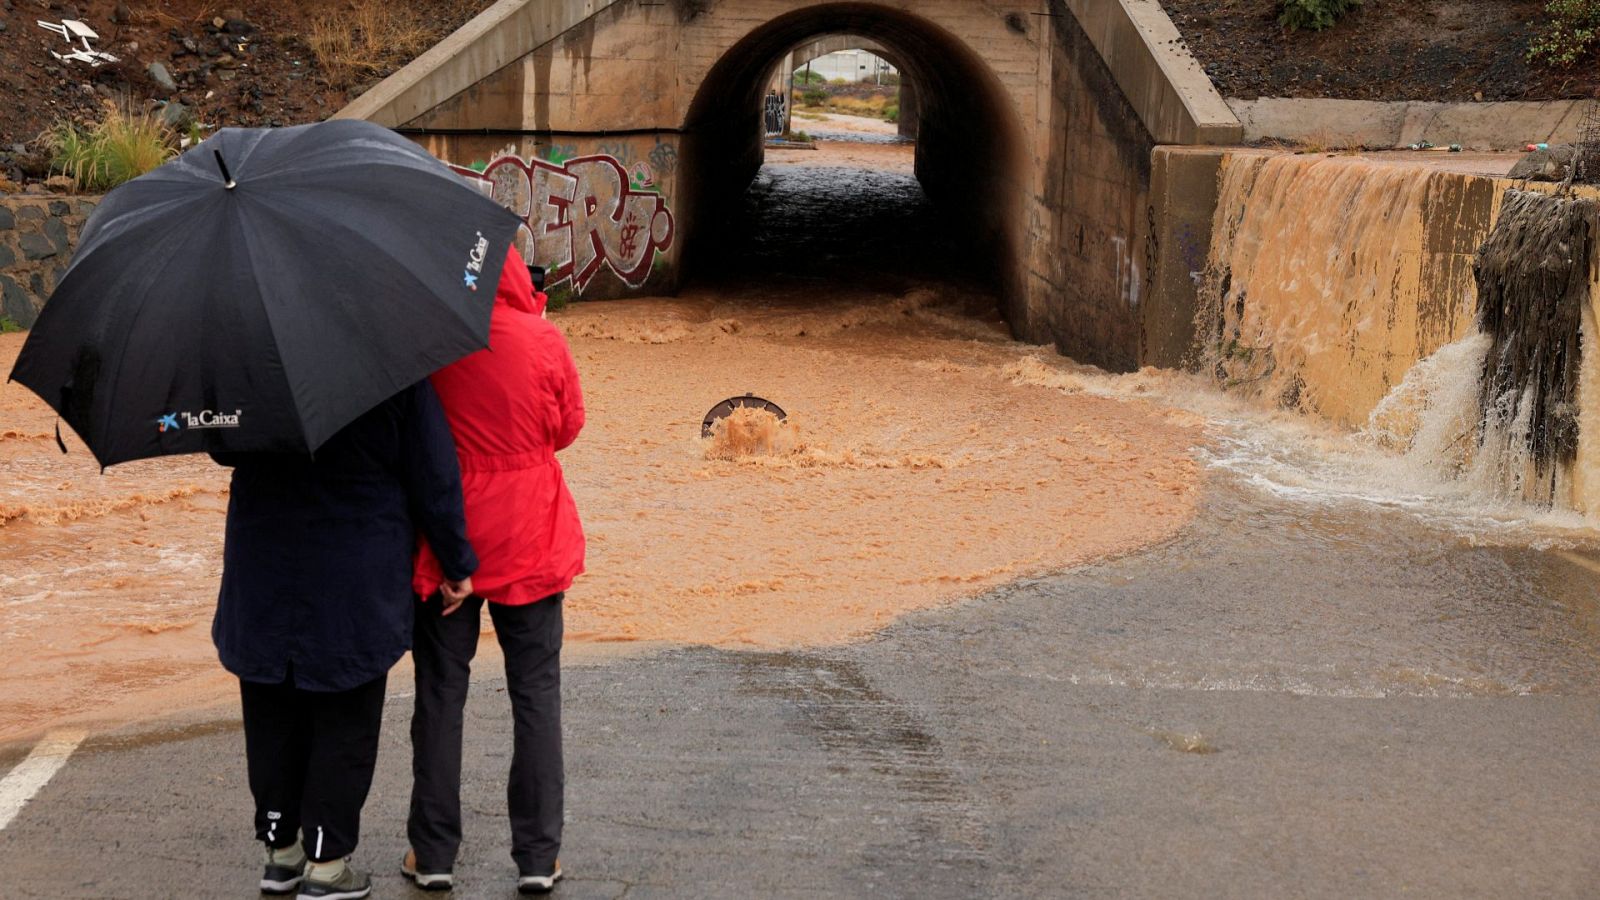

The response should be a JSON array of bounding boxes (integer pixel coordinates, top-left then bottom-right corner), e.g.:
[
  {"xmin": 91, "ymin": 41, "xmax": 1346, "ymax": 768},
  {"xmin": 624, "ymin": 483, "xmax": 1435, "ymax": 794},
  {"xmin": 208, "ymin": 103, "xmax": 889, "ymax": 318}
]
[
  {"xmin": 0, "ymin": 337, "xmax": 234, "ymax": 745},
  {"xmin": 0, "ymin": 282, "xmax": 1205, "ymax": 743}
]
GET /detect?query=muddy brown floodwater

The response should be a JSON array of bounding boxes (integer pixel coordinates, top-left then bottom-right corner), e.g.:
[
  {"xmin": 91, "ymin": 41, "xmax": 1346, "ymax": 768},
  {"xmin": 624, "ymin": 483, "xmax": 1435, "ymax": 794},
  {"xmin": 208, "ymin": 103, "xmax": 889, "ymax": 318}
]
[{"xmin": 0, "ymin": 135, "xmax": 1205, "ymax": 744}]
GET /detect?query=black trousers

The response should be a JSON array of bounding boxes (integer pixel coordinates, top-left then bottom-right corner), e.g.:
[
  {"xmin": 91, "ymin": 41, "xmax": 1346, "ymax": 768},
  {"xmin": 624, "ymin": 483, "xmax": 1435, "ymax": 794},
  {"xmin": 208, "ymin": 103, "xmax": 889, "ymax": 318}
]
[
  {"xmin": 239, "ymin": 672, "xmax": 388, "ymax": 863},
  {"xmin": 408, "ymin": 592, "xmax": 564, "ymax": 875}
]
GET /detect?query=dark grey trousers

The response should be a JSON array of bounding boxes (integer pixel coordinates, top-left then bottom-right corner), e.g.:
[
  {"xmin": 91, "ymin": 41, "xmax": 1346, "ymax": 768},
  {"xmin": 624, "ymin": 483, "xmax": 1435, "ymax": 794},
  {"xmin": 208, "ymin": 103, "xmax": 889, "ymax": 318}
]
[{"xmin": 407, "ymin": 592, "xmax": 564, "ymax": 875}]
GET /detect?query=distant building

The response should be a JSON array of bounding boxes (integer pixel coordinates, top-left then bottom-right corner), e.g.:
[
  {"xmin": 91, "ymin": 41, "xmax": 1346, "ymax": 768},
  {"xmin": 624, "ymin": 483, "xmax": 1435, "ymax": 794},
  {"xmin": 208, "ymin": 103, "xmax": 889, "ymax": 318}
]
[{"xmin": 802, "ymin": 50, "xmax": 897, "ymax": 83}]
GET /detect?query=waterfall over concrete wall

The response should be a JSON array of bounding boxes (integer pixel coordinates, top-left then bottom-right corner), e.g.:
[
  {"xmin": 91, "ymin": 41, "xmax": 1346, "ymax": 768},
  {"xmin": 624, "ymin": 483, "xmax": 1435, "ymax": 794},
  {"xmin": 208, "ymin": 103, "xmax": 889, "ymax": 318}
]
[{"xmin": 1198, "ymin": 151, "xmax": 1600, "ymax": 515}]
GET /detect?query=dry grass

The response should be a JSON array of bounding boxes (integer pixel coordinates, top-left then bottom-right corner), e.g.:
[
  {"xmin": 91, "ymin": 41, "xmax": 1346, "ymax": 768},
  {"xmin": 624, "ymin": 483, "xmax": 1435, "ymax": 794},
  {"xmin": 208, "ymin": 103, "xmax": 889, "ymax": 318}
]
[
  {"xmin": 791, "ymin": 91, "xmax": 897, "ymax": 122},
  {"xmin": 44, "ymin": 101, "xmax": 177, "ymax": 193},
  {"xmin": 308, "ymin": 0, "xmax": 438, "ymax": 87}
]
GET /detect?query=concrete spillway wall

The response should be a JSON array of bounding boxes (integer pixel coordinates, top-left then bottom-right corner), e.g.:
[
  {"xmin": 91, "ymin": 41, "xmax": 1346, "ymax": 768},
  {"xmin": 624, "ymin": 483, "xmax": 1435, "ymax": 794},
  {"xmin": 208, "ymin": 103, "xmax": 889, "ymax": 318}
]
[{"xmin": 1146, "ymin": 149, "xmax": 1600, "ymax": 515}]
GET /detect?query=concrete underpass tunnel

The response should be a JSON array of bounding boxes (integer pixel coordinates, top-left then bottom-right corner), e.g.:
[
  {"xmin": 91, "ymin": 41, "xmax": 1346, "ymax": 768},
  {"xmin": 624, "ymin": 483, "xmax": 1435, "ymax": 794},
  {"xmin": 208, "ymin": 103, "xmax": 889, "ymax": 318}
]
[{"xmin": 681, "ymin": 3, "xmax": 1026, "ymax": 311}]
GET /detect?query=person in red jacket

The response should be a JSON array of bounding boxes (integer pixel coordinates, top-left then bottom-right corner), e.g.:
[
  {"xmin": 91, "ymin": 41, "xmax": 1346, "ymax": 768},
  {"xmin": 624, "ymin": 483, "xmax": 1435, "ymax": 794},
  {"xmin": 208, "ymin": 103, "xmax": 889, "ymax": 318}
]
[{"xmin": 403, "ymin": 247, "xmax": 584, "ymax": 895}]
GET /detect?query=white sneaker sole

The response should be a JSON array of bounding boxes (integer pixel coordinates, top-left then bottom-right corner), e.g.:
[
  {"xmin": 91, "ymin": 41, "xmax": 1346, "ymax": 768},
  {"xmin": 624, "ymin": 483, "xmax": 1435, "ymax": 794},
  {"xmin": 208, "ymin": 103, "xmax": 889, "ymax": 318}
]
[
  {"xmin": 261, "ymin": 875, "xmax": 303, "ymax": 894},
  {"xmin": 403, "ymin": 868, "xmax": 455, "ymax": 890},
  {"xmin": 518, "ymin": 868, "xmax": 564, "ymax": 893}
]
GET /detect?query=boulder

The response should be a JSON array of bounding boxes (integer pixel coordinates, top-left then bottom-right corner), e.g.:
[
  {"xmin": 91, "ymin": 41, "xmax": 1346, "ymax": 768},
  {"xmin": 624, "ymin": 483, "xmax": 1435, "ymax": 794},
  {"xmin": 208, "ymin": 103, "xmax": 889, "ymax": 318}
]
[
  {"xmin": 158, "ymin": 100, "xmax": 191, "ymax": 129},
  {"xmin": 147, "ymin": 61, "xmax": 179, "ymax": 94},
  {"xmin": 1509, "ymin": 144, "xmax": 1575, "ymax": 182}
]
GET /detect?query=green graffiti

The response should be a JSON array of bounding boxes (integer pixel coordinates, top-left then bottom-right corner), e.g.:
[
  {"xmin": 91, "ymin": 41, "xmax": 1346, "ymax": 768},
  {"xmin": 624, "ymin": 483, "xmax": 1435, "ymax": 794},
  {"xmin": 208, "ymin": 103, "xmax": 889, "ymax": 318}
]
[{"xmin": 466, "ymin": 160, "xmax": 488, "ymax": 173}]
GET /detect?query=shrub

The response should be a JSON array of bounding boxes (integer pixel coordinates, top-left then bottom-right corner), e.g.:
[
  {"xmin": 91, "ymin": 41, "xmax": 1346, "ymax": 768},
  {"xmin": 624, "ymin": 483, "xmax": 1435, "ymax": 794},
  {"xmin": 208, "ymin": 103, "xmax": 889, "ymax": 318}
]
[
  {"xmin": 884, "ymin": 104, "xmax": 899, "ymax": 123},
  {"xmin": 44, "ymin": 103, "xmax": 176, "ymax": 192},
  {"xmin": 1278, "ymin": 0, "xmax": 1361, "ymax": 31},
  {"xmin": 801, "ymin": 89, "xmax": 828, "ymax": 107},
  {"xmin": 792, "ymin": 69, "xmax": 828, "ymax": 85},
  {"xmin": 1529, "ymin": 0, "xmax": 1600, "ymax": 66},
  {"xmin": 0, "ymin": 317, "xmax": 23, "ymax": 333}
]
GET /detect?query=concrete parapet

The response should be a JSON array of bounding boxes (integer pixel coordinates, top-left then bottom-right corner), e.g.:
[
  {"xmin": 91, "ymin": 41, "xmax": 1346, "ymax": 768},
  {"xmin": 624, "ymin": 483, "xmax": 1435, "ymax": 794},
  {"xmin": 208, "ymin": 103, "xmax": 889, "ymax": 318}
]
[
  {"xmin": 1229, "ymin": 98, "xmax": 1588, "ymax": 151},
  {"xmin": 1062, "ymin": 0, "xmax": 1242, "ymax": 145},
  {"xmin": 335, "ymin": 0, "xmax": 620, "ymax": 128}
]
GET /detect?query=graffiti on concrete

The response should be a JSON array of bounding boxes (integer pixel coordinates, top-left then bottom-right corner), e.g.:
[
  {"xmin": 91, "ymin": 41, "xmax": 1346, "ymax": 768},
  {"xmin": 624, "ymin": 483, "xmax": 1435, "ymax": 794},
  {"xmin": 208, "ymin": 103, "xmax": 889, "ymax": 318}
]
[
  {"xmin": 452, "ymin": 153, "xmax": 675, "ymax": 293},
  {"xmin": 764, "ymin": 90, "xmax": 787, "ymax": 136},
  {"xmin": 648, "ymin": 139, "xmax": 679, "ymax": 178}
]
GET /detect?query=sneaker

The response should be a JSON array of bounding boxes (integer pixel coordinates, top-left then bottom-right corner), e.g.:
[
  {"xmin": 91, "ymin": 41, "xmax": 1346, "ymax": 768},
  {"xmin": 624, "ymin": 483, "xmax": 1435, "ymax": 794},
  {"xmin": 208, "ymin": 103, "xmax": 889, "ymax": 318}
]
[
  {"xmin": 296, "ymin": 860, "xmax": 371, "ymax": 900},
  {"xmin": 261, "ymin": 845, "xmax": 307, "ymax": 895},
  {"xmin": 401, "ymin": 848, "xmax": 454, "ymax": 891},
  {"xmin": 517, "ymin": 860, "xmax": 563, "ymax": 894}
]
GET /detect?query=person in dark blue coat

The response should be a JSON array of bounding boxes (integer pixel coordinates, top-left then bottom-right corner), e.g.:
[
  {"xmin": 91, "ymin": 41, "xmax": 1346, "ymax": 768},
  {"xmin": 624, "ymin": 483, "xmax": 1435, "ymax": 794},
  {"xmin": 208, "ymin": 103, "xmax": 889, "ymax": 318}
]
[{"xmin": 211, "ymin": 380, "xmax": 478, "ymax": 900}]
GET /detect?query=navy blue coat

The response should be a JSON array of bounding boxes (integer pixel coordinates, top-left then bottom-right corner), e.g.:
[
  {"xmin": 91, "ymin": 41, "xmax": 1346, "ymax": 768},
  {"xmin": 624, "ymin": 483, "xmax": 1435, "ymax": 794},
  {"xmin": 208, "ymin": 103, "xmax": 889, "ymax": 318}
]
[{"xmin": 211, "ymin": 381, "xmax": 478, "ymax": 692}]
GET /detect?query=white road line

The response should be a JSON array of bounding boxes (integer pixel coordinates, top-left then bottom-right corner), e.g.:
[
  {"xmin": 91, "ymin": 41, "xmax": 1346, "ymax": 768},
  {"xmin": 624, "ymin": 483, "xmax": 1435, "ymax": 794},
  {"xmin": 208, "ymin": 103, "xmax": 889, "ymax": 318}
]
[{"xmin": 0, "ymin": 729, "xmax": 88, "ymax": 831}]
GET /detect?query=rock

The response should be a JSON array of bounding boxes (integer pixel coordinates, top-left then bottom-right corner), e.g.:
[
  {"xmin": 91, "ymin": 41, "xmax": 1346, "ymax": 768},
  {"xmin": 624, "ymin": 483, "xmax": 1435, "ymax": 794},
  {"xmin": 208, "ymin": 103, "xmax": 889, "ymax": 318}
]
[
  {"xmin": 212, "ymin": 16, "xmax": 226, "ymax": 30},
  {"xmin": 47, "ymin": 200, "xmax": 69, "ymax": 216},
  {"xmin": 215, "ymin": 53, "xmax": 238, "ymax": 68},
  {"xmin": 0, "ymin": 274, "xmax": 35, "ymax": 328},
  {"xmin": 218, "ymin": 70, "xmax": 237, "ymax": 83},
  {"xmin": 111, "ymin": 2, "xmax": 131, "ymax": 24},
  {"xmin": 223, "ymin": 18, "xmax": 254, "ymax": 35},
  {"xmin": 44, "ymin": 217, "xmax": 69, "ymax": 254},
  {"xmin": 0, "ymin": 206, "xmax": 14, "ymax": 230},
  {"xmin": 42, "ymin": 175, "xmax": 75, "ymax": 194},
  {"xmin": 182, "ymin": 37, "xmax": 198, "ymax": 54},
  {"xmin": 124, "ymin": 40, "xmax": 138, "ymax": 53},
  {"xmin": 147, "ymin": 61, "xmax": 178, "ymax": 94},
  {"xmin": 158, "ymin": 100, "xmax": 190, "ymax": 129},
  {"xmin": 0, "ymin": 243, "xmax": 14, "ymax": 269},
  {"xmin": 19, "ymin": 232, "xmax": 58, "ymax": 260},
  {"xmin": 1509, "ymin": 144, "xmax": 1575, "ymax": 182},
  {"xmin": 0, "ymin": 21, "xmax": 8, "ymax": 34}
]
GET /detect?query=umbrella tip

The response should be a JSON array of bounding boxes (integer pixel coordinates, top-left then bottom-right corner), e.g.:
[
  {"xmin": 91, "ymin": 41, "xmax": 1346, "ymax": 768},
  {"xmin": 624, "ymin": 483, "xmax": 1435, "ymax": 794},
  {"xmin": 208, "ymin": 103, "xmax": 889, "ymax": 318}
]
[{"xmin": 213, "ymin": 149, "xmax": 237, "ymax": 190}]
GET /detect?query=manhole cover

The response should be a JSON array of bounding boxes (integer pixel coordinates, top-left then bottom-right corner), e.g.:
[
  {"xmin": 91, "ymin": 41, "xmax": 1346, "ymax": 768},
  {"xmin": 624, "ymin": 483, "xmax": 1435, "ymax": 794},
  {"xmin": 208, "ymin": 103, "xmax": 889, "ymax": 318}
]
[{"xmin": 701, "ymin": 394, "xmax": 787, "ymax": 438}]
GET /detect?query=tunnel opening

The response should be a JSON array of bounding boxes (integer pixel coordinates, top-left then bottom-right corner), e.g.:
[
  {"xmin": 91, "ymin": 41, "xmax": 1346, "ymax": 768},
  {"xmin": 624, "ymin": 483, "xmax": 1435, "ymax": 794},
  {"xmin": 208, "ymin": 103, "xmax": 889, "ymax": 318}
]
[{"xmin": 679, "ymin": 4, "xmax": 1026, "ymax": 319}]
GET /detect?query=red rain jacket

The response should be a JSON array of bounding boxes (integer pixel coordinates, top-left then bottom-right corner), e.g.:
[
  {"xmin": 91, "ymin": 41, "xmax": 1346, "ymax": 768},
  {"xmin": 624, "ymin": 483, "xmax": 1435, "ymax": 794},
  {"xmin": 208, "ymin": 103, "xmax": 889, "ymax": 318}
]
[{"xmin": 413, "ymin": 248, "xmax": 585, "ymax": 605}]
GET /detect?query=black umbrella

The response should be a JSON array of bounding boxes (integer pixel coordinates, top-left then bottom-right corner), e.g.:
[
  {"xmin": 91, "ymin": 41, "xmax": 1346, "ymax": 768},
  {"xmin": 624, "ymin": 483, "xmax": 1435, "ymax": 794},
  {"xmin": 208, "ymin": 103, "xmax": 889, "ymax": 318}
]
[{"xmin": 8, "ymin": 119, "xmax": 523, "ymax": 467}]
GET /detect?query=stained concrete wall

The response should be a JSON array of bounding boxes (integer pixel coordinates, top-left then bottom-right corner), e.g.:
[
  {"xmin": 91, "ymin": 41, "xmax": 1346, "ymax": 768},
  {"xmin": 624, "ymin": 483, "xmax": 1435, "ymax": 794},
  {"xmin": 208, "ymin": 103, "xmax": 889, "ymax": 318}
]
[
  {"xmin": 339, "ymin": 0, "xmax": 1243, "ymax": 370},
  {"xmin": 0, "ymin": 195, "xmax": 98, "ymax": 328}
]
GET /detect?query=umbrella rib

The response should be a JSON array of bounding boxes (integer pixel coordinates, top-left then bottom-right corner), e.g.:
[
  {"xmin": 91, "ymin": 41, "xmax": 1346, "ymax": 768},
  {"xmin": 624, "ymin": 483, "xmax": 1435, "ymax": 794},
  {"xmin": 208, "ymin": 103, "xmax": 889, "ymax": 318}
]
[{"xmin": 233, "ymin": 209, "xmax": 313, "ymax": 455}]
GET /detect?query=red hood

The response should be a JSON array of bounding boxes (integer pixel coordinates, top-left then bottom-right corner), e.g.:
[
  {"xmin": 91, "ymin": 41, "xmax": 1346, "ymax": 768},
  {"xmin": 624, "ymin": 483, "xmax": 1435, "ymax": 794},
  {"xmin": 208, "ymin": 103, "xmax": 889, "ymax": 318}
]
[{"xmin": 496, "ymin": 246, "xmax": 543, "ymax": 315}]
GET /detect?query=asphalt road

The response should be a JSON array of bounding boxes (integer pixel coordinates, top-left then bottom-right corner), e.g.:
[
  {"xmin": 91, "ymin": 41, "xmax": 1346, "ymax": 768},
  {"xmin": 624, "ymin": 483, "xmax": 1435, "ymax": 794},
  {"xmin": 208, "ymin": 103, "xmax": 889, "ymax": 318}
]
[{"xmin": 4, "ymin": 485, "xmax": 1600, "ymax": 898}]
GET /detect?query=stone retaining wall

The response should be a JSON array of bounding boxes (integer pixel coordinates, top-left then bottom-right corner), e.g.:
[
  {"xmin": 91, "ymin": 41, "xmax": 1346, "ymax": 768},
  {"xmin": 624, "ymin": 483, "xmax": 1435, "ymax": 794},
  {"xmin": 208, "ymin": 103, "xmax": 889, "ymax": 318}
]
[{"xmin": 0, "ymin": 195, "xmax": 100, "ymax": 328}]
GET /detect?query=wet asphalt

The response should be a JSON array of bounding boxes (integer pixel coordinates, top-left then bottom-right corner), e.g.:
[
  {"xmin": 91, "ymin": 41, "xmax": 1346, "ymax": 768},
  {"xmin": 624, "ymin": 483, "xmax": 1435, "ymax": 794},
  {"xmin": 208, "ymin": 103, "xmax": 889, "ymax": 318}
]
[{"xmin": 4, "ymin": 481, "xmax": 1600, "ymax": 899}]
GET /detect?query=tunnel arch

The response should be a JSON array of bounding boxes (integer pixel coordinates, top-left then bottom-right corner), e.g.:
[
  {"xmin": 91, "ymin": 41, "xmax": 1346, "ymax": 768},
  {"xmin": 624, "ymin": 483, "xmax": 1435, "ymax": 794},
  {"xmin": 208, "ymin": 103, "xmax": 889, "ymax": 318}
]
[{"xmin": 679, "ymin": 3, "xmax": 1028, "ymax": 317}]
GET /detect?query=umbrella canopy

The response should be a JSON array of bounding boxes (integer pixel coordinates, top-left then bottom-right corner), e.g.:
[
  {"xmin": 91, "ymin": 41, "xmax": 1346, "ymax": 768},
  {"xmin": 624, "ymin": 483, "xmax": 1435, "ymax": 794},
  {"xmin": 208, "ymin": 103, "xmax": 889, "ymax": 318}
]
[{"xmin": 8, "ymin": 118, "xmax": 523, "ymax": 467}]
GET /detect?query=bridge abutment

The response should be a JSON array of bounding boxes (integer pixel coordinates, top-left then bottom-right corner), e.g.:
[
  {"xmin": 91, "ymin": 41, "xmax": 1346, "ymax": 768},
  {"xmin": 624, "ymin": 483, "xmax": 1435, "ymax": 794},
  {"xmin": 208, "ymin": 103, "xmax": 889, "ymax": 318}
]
[{"xmin": 339, "ymin": 0, "xmax": 1241, "ymax": 370}]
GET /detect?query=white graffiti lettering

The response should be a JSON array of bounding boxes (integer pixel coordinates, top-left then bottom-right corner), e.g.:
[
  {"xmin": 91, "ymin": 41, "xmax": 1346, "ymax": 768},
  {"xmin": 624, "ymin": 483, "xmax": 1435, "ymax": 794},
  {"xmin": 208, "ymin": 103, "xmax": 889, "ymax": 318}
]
[{"xmin": 451, "ymin": 153, "xmax": 675, "ymax": 294}]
